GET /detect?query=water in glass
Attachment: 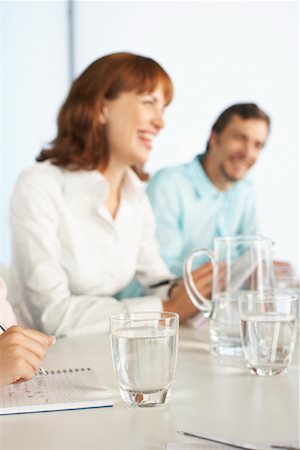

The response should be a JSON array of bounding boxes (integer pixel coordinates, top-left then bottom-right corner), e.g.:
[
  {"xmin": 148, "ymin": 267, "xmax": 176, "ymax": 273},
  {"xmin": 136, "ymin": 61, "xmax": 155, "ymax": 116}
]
[
  {"xmin": 111, "ymin": 325, "xmax": 178, "ymax": 407},
  {"xmin": 240, "ymin": 312, "xmax": 297, "ymax": 376}
]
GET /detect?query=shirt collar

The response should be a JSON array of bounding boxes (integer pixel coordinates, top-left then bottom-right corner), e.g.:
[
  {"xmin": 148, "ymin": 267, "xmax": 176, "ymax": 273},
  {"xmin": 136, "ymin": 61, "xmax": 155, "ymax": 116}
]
[
  {"xmin": 63, "ymin": 166, "xmax": 144, "ymax": 203},
  {"xmin": 121, "ymin": 168, "xmax": 145, "ymax": 200},
  {"xmin": 188, "ymin": 154, "xmax": 244, "ymax": 198},
  {"xmin": 63, "ymin": 169, "xmax": 107, "ymax": 203},
  {"xmin": 187, "ymin": 154, "xmax": 221, "ymax": 197}
]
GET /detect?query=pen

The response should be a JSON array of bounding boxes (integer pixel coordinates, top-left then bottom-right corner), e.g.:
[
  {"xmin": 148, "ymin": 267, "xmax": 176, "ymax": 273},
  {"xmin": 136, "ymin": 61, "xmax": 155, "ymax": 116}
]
[
  {"xmin": 177, "ymin": 430, "xmax": 259, "ymax": 450},
  {"xmin": 271, "ymin": 447, "xmax": 300, "ymax": 450},
  {"xmin": 177, "ymin": 431, "xmax": 300, "ymax": 450},
  {"xmin": 0, "ymin": 321, "xmax": 47, "ymax": 376},
  {"xmin": 149, "ymin": 277, "xmax": 182, "ymax": 289}
]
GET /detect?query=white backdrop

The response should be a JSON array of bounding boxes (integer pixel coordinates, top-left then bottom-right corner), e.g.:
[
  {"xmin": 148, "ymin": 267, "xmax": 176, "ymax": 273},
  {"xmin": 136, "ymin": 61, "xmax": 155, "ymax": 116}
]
[
  {"xmin": 1, "ymin": 1, "xmax": 299, "ymax": 272},
  {"xmin": 1, "ymin": 0, "xmax": 70, "ymax": 264}
]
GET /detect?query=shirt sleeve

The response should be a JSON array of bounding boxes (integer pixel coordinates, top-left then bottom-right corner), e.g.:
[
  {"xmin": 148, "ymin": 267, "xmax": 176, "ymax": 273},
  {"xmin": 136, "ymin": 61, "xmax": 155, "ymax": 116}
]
[
  {"xmin": 10, "ymin": 172, "xmax": 162, "ymax": 337},
  {"xmin": 147, "ymin": 171, "xmax": 185, "ymax": 276}
]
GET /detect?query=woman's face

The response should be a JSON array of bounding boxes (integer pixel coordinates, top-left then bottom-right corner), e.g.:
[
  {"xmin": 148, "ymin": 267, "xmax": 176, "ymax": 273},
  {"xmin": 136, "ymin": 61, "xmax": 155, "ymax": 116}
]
[{"xmin": 100, "ymin": 84, "xmax": 166, "ymax": 166}]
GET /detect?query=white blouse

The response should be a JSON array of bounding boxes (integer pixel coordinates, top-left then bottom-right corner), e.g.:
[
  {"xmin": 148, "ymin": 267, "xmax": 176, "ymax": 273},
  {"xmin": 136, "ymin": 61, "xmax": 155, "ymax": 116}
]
[{"xmin": 10, "ymin": 162, "xmax": 172, "ymax": 337}]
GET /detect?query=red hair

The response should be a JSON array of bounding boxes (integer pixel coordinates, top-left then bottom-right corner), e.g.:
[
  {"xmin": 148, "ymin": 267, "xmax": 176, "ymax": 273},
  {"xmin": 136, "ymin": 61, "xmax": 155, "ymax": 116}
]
[{"xmin": 36, "ymin": 52, "xmax": 173, "ymax": 179}]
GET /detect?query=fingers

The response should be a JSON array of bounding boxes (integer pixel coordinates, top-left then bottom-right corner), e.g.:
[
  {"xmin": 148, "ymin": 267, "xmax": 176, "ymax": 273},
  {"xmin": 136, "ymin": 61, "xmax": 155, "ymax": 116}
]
[
  {"xmin": 19, "ymin": 327, "xmax": 54, "ymax": 348},
  {"xmin": 23, "ymin": 328, "xmax": 56, "ymax": 350},
  {"xmin": 9, "ymin": 345, "xmax": 41, "ymax": 382},
  {"xmin": 179, "ymin": 282, "xmax": 205, "ymax": 316},
  {"xmin": 192, "ymin": 261, "xmax": 228, "ymax": 295},
  {"xmin": 192, "ymin": 271, "xmax": 213, "ymax": 299},
  {"xmin": 164, "ymin": 261, "xmax": 217, "ymax": 322},
  {"xmin": 193, "ymin": 261, "xmax": 226, "ymax": 279},
  {"xmin": 0, "ymin": 326, "xmax": 54, "ymax": 388},
  {"xmin": 195, "ymin": 284, "xmax": 211, "ymax": 301},
  {"xmin": 193, "ymin": 261, "xmax": 213, "ymax": 278},
  {"xmin": 3, "ymin": 326, "xmax": 52, "ymax": 366},
  {"xmin": 164, "ymin": 282, "xmax": 199, "ymax": 321},
  {"xmin": 273, "ymin": 260, "xmax": 292, "ymax": 268},
  {"xmin": 7, "ymin": 326, "xmax": 54, "ymax": 349}
]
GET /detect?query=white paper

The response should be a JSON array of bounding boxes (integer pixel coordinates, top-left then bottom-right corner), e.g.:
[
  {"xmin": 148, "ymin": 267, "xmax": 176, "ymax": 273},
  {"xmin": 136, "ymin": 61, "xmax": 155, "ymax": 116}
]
[{"xmin": 0, "ymin": 367, "xmax": 113, "ymax": 415}]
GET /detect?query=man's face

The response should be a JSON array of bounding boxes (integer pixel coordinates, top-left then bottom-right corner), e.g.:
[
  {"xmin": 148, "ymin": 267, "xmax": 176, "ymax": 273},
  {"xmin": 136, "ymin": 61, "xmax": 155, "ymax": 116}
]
[{"xmin": 210, "ymin": 115, "xmax": 269, "ymax": 182}]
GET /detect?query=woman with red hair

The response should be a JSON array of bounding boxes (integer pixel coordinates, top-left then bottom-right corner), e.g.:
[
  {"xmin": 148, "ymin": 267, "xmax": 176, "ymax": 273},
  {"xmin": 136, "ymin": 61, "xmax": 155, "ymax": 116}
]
[{"xmin": 10, "ymin": 53, "xmax": 211, "ymax": 337}]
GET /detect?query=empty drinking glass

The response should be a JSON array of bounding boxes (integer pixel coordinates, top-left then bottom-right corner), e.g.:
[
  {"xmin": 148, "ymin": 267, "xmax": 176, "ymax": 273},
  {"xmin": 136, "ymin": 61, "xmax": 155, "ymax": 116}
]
[
  {"xmin": 238, "ymin": 292, "xmax": 298, "ymax": 376},
  {"xmin": 110, "ymin": 311, "xmax": 179, "ymax": 407}
]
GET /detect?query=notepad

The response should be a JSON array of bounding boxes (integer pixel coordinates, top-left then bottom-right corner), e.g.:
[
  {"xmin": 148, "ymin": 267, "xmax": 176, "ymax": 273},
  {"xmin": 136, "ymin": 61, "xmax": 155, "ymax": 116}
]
[{"xmin": 0, "ymin": 367, "xmax": 113, "ymax": 415}]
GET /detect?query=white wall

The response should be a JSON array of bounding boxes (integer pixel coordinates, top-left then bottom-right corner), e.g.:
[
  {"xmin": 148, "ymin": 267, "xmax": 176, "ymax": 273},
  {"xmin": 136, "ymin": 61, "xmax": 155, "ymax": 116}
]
[
  {"xmin": 1, "ymin": 1, "xmax": 299, "ymax": 272},
  {"xmin": 73, "ymin": 1, "xmax": 299, "ymax": 270},
  {"xmin": 1, "ymin": 1, "xmax": 70, "ymax": 263}
]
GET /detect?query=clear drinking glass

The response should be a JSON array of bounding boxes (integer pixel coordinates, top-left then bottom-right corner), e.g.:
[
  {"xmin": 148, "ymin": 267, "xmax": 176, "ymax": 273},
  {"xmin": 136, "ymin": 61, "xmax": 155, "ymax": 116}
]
[
  {"xmin": 109, "ymin": 311, "xmax": 179, "ymax": 407},
  {"xmin": 238, "ymin": 292, "xmax": 298, "ymax": 376}
]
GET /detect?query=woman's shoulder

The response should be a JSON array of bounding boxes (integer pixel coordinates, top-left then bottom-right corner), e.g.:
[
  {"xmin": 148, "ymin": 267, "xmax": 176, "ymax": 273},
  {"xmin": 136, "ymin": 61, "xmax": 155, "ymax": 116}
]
[
  {"xmin": 13, "ymin": 162, "xmax": 66, "ymax": 196},
  {"xmin": 11, "ymin": 162, "xmax": 65, "ymax": 207},
  {"xmin": 17, "ymin": 161, "xmax": 64, "ymax": 185},
  {"xmin": 149, "ymin": 162, "xmax": 191, "ymax": 187}
]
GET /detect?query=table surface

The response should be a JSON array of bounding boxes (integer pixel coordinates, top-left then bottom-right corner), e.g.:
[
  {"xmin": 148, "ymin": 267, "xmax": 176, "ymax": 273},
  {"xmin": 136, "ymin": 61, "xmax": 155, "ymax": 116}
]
[{"xmin": 1, "ymin": 325, "xmax": 299, "ymax": 450}]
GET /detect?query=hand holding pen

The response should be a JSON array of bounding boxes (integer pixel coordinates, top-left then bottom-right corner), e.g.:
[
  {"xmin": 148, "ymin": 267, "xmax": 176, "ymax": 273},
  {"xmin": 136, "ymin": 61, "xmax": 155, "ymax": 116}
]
[{"xmin": 0, "ymin": 323, "xmax": 55, "ymax": 388}]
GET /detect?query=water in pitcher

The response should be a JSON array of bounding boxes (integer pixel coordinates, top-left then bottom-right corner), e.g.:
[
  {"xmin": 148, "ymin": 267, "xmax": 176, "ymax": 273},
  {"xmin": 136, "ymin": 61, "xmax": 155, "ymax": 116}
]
[
  {"xmin": 210, "ymin": 292, "xmax": 244, "ymax": 356},
  {"xmin": 240, "ymin": 313, "xmax": 297, "ymax": 376},
  {"xmin": 111, "ymin": 326, "xmax": 178, "ymax": 401}
]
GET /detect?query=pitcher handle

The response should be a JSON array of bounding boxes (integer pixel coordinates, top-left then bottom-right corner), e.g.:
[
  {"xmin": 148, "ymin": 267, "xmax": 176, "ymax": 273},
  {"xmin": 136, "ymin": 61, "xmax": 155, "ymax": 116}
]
[{"xmin": 183, "ymin": 248, "xmax": 217, "ymax": 314}]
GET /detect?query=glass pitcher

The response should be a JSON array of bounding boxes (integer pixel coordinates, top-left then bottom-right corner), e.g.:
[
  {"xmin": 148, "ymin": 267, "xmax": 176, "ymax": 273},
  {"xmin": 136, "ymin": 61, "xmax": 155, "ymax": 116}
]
[{"xmin": 183, "ymin": 235, "xmax": 274, "ymax": 356}]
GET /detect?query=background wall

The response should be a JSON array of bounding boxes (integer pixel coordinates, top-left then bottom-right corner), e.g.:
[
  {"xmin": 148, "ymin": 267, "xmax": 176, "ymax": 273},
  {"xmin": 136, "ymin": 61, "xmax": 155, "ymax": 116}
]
[
  {"xmin": 1, "ymin": 0, "xmax": 70, "ymax": 263},
  {"xmin": 1, "ymin": 1, "xmax": 299, "ymax": 272}
]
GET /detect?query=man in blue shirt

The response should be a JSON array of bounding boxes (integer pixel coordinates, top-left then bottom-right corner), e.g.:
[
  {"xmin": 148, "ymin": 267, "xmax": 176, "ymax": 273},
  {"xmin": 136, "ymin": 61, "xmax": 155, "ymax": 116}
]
[{"xmin": 147, "ymin": 103, "xmax": 270, "ymax": 276}]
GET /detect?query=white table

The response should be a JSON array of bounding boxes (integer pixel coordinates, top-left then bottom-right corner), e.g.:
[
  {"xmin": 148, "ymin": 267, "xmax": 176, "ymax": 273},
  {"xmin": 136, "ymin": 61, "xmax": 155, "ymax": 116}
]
[{"xmin": 1, "ymin": 326, "xmax": 299, "ymax": 449}]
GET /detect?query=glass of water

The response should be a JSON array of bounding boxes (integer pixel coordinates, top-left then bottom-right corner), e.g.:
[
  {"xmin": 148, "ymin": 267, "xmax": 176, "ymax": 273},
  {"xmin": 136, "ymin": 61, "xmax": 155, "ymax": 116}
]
[
  {"xmin": 109, "ymin": 311, "xmax": 179, "ymax": 407},
  {"xmin": 238, "ymin": 292, "xmax": 298, "ymax": 376}
]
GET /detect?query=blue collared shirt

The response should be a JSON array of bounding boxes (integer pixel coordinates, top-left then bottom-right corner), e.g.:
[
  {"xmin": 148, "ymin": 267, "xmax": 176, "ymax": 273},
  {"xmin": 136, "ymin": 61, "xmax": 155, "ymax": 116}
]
[{"xmin": 147, "ymin": 154, "xmax": 259, "ymax": 276}]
